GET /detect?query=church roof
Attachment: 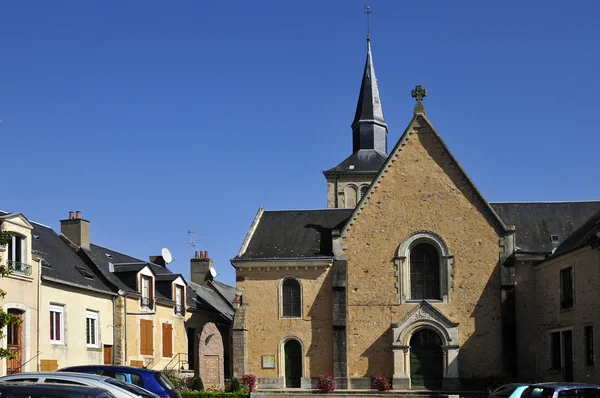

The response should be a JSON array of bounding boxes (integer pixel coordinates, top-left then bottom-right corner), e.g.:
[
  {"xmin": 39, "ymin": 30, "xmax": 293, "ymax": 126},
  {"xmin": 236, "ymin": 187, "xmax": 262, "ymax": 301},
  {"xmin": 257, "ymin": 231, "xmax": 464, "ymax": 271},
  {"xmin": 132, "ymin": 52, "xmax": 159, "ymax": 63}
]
[
  {"xmin": 491, "ymin": 201, "xmax": 600, "ymax": 255},
  {"xmin": 323, "ymin": 149, "xmax": 387, "ymax": 174},
  {"xmin": 352, "ymin": 39, "xmax": 387, "ymax": 132},
  {"xmin": 234, "ymin": 209, "xmax": 352, "ymax": 261}
]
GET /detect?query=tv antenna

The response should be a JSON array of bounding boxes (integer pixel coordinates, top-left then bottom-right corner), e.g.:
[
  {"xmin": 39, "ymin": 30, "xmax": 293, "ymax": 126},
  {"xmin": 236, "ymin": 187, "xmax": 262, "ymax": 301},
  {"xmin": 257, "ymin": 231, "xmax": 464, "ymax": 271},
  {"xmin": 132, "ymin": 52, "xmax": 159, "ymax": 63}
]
[{"xmin": 186, "ymin": 230, "xmax": 201, "ymax": 251}]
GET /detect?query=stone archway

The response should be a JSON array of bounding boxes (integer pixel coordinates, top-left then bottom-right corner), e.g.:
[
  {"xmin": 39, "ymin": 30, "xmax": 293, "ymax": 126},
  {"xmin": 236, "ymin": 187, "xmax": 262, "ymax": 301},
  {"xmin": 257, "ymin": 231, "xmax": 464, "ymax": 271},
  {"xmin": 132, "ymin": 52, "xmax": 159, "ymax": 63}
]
[{"xmin": 392, "ymin": 301, "xmax": 460, "ymax": 390}]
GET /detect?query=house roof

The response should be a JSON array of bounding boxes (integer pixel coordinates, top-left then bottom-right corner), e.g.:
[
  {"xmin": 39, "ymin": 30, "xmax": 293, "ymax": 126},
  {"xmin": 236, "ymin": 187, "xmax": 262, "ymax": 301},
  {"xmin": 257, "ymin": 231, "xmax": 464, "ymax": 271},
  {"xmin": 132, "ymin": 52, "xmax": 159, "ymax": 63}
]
[
  {"xmin": 234, "ymin": 209, "xmax": 353, "ymax": 260},
  {"xmin": 85, "ymin": 243, "xmax": 175, "ymax": 302},
  {"xmin": 323, "ymin": 149, "xmax": 387, "ymax": 174},
  {"xmin": 32, "ymin": 223, "xmax": 115, "ymax": 295},
  {"xmin": 549, "ymin": 209, "xmax": 600, "ymax": 258},
  {"xmin": 490, "ymin": 201, "xmax": 600, "ymax": 254},
  {"xmin": 186, "ymin": 280, "xmax": 234, "ymax": 321}
]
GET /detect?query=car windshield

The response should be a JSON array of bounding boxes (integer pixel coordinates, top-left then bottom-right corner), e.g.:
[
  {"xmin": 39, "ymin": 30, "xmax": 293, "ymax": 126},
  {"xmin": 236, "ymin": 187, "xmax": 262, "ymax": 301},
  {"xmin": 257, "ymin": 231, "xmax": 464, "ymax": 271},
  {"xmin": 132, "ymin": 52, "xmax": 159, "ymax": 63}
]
[
  {"xmin": 107, "ymin": 379, "xmax": 155, "ymax": 398},
  {"xmin": 154, "ymin": 373, "xmax": 175, "ymax": 391},
  {"xmin": 492, "ymin": 385, "xmax": 519, "ymax": 398}
]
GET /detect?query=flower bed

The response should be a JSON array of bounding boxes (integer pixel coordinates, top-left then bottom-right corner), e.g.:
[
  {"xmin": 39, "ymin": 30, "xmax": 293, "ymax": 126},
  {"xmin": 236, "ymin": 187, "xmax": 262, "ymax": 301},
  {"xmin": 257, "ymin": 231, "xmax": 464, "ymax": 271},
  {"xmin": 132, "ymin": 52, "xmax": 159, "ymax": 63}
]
[{"xmin": 317, "ymin": 376, "xmax": 337, "ymax": 393}]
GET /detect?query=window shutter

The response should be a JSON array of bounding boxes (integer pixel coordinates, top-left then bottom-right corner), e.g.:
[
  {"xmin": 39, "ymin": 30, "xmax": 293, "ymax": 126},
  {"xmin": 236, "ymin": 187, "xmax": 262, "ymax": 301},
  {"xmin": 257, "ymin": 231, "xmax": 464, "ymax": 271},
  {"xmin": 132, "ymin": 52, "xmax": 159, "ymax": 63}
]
[
  {"xmin": 139, "ymin": 274, "xmax": 143, "ymax": 293},
  {"xmin": 182, "ymin": 286, "xmax": 186, "ymax": 315},
  {"xmin": 149, "ymin": 278, "xmax": 154, "ymax": 308},
  {"xmin": 162, "ymin": 323, "xmax": 172, "ymax": 357},
  {"xmin": 147, "ymin": 320, "xmax": 154, "ymax": 356},
  {"xmin": 140, "ymin": 320, "xmax": 146, "ymax": 355}
]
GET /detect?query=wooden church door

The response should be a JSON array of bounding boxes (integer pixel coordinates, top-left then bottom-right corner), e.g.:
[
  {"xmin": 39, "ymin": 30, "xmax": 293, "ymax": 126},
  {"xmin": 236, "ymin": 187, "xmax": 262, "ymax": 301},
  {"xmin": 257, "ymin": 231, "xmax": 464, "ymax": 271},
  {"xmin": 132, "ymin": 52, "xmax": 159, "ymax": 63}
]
[{"xmin": 410, "ymin": 329, "xmax": 443, "ymax": 390}]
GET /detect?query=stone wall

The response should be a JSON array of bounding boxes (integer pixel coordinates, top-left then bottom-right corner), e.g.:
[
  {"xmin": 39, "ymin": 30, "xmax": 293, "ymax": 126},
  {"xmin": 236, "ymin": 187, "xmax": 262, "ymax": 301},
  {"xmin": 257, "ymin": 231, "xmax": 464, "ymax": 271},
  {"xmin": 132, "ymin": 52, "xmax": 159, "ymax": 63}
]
[
  {"xmin": 534, "ymin": 246, "xmax": 600, "ymax": 383},
  {"xmin": 234, "ymin": 266, "xmax": 334, "ymax": 382},
  {"xmin": 326, "ymin": 174, "xmax": 378, "ymax": 209},
  {"xmin": 343, "ymin": 117, "xmax": 505, "ymax": 384}
]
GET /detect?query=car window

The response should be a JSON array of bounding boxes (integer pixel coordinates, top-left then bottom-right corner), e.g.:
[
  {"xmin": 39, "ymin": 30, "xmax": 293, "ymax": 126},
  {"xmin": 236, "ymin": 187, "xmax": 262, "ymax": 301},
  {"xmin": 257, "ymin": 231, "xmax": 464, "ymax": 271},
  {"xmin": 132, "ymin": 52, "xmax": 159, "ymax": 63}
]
[
  {"xmin": 492, "ymin": 385, "xmax": 518, "ymax": 398},
  {"xmin": 105, "ymin": 380, "xmax": 153, "ymax": 398},
  {"xmin": 2, "ymin": 379, "xmax": 39, "ymax": 383},
  {"xmin": 559, "ymin": 390, "xmax": 577, "ymax": 398},
  {"xmin": 44, "ymin": 379, "xmax": 86, "ymax": 386},
  {"xmin": 523, "ymin": 387, "xmax": 555, "ymax": 398},
  {"xmin": 154, "ymin": 373, "xmax": 175, "ymax": 391},
  {"xmin": 578, "ymin": 389, "xmax": 600, "ymax": 398}
]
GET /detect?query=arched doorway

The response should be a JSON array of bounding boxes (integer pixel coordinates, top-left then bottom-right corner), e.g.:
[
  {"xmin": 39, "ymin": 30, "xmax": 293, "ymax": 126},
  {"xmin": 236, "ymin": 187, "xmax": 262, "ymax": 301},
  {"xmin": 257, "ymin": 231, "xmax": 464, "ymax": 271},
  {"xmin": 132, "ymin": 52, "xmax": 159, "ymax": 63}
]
[
  {"xmin": 7, "ymin": 309, "xmax": 24, "ymax": 374},
  {"xmin": 284, "ymin": 339, "xmax": 302, "ymax": 388},
  {"xmin": 410, "ymin": 329, "xmax": 443, "ymax": 390}
]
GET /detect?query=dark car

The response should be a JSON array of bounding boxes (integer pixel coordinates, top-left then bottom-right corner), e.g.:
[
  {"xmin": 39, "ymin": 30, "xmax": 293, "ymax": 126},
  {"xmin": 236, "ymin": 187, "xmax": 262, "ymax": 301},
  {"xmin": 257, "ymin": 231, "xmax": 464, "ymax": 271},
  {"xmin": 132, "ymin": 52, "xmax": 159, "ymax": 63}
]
[
  {"xmin": 59, "ymin": 366, "xmax": 179, "ymax": 398},
  {"xmin": 521, "ymin": 383, "xmax": 600, "ymax": 398},
  {"xmin": 490, "ymin": 383, "xmax": 530, "ymax": 398},
  {"xmin": 0, "ymin": 382, "xmax": 116, "ymax": 398}
]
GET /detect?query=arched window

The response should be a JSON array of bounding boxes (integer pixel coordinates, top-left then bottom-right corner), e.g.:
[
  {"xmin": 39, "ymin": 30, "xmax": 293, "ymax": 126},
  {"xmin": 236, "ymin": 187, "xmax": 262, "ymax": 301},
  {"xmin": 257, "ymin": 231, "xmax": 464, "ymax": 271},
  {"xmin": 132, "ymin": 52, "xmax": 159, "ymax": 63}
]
[
  {"xmin": 395, "ymin": 231, "xmax": 451, "ymax": 304},
  {"xmin": 344, "ymin": 185, "xmax": 358, "ymax": 208},
  {"xmin": 359, "ymin": 185, "xmax": 369, "ymax": 201},
  {"xmin": 282, "ymin": 279, "xmax": 301, "ymax": 317},
  {"xmin": 410, "ymin": 243, "xmax": 441, "ymax": 300}
]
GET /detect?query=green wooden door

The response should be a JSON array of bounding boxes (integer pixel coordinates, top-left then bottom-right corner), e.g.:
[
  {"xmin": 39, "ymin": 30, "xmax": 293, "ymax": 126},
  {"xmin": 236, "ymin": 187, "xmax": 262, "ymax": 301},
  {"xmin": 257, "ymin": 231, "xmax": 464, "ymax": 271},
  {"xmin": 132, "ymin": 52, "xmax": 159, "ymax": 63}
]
[
  {"xmin": 284, "ymin": 340, "xmax": 302, "ymax": 388},
  {"xmin": 410, "ymin": 329, "xmax": 443, "ymax": 390}
]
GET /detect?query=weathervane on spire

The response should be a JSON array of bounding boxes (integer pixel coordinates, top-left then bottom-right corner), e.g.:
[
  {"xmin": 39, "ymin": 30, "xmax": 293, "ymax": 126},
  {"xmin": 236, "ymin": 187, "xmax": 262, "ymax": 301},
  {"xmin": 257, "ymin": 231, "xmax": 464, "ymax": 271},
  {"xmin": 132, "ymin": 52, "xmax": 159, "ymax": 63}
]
[{"xmin": 364, "ymin": 5, "xmax": 372, "ymax": 40}]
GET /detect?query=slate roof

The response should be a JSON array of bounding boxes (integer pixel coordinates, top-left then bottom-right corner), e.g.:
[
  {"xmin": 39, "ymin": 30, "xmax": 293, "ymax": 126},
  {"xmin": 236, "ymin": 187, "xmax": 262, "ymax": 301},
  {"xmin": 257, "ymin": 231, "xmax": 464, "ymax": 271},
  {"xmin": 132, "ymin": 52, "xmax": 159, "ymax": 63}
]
[
  {"xmin": 0, "ymin": 211, "xmax": 115, "ymax": 295},
  {"xmin": 235, "ymin": 209, "xmax": 353, "ymax": 260},
  {"xmin": 85, "ymin": 243, "xmax": 175, "ymax": 302},
  {"xmin": 186, "ymin": 280, "xmax": 235, "ymax": 321},
  {"xmin": 550, "ymin": 209, "xmax": 600, "ymax": 258},
  {"xmin": 324, "ymin": 149, "xmax": 387, "ymax": 174},
  {"xmin": 490, "ymin": 201, "xmax": 600, "ymax": 254}
]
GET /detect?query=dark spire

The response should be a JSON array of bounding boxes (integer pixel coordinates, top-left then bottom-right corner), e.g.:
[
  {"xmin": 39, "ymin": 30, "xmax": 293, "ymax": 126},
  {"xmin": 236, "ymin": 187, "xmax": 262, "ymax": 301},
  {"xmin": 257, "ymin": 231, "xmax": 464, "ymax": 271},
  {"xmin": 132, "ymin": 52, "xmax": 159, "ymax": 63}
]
[
  {"xmin": 411, "ymin": 85, "xmax": 427, "ymax": 115},
  {"xmin": 351, "ymin": 37, "xmax": 388, "ymax": 155}
]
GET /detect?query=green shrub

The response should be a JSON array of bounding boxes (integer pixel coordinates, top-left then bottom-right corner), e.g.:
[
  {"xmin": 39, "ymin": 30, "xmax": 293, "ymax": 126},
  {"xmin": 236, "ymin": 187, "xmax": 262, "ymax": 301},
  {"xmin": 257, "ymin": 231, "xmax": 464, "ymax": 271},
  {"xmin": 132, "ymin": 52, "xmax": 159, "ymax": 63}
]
[
  {"xmin": 181, "ymin": 392, "xmax": 248, "ymax": 398},
  {"xmin": 189, "ymin": 376, "xmax": 204, "ymax": 391},
  {"xmin": 163, "ymin": 371, "xmax": 185, "ymax": 390},
  {"xmin": 228, "ymin": 378, "xmax": 241, "ymax": 392}
]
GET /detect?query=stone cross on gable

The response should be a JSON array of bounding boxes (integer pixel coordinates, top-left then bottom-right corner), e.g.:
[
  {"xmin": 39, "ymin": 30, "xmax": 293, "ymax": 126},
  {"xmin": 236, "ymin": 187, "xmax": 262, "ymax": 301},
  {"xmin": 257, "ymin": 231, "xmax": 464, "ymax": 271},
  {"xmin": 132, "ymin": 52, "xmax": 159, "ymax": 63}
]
[{"xmin": 411, "ymin": 85, "xmax": 427, "ymax": 115}]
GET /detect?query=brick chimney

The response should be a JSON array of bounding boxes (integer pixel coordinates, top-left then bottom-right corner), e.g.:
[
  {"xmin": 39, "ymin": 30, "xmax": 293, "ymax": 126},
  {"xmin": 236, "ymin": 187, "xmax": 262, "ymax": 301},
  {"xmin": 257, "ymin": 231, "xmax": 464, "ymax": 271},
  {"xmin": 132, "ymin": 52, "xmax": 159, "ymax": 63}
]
[
  {"xmin": 60, "ymin": 210, "xmax": 90, "ymax": 250},
  {"xmin": 190, "ymin": 250, "xmax": 213, "ymax": 284}
]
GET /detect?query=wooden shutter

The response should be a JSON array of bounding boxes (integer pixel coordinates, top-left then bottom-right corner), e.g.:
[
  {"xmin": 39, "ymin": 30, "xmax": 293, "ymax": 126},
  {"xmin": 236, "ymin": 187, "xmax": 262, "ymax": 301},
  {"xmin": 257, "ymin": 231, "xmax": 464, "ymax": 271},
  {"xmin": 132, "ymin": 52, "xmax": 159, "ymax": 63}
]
[
  {"xmin": 162, "ymin": 323, "xmax": 173, "ymax": 357},
  {"xmin": 149, "ymin": 277, "xmax": 154, "ymax": 308},
  {"xmin": 140, "ymin": 320, "xmax": 154, "ymax": 356}
]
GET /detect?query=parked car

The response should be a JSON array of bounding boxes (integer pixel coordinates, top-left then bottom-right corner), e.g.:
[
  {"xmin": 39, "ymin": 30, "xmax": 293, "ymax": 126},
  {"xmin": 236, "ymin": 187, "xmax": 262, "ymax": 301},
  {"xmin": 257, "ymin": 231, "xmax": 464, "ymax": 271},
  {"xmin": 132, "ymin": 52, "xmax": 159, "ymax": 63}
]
[
  {"xmin": 521, "ymin": 383, "xmax": 600, "ymax": 398},
  {"xmin": 0, "ymin": 382, "xmax": 115, "ymax": 398},
  {"xmin": 60, "ymin": 366, "xmax": 179, "ymax": 398},
  {"xmin": 490, "ymin": 383, "xmax": 530, "ymax": 398},
  {"xmin": 0, "ymin": 372, "xmax": 159, "ymax": 398}
]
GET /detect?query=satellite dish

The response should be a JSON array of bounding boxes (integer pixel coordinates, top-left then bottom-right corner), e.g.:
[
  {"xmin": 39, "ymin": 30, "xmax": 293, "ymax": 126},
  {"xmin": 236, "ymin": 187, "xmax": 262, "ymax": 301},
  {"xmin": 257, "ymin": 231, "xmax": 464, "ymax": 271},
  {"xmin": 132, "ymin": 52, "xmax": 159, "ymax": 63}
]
[
  {"xmin": 161, "ymin": 248, "xmax": 173, "ymax": 264},
  {"xmin": 209, "ymin": 267, "xmax": 217, "ymax": 278}
]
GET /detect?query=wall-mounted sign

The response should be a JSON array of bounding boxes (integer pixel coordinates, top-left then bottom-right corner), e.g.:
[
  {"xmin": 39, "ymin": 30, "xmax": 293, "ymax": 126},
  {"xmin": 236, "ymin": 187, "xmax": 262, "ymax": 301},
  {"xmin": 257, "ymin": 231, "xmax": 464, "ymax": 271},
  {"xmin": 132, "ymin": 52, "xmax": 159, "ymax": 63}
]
[{"xmin": 261, "ymin": 354, "xmax": 275, "ymax": 369}]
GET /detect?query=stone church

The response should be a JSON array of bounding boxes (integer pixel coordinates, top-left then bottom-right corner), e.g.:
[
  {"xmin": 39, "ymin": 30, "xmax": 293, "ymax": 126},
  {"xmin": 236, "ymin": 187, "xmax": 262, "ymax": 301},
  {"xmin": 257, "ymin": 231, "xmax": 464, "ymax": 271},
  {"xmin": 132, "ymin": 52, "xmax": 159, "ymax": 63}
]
[{"xmin": 230, "ymin": 37, "xmax": 600, "ymax": 390}]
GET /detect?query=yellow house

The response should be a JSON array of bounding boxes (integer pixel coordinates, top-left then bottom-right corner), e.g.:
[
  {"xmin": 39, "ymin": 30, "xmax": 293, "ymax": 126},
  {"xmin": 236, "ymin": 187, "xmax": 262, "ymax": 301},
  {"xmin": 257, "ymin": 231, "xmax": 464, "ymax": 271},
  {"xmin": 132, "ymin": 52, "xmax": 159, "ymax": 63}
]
[
  {"xmin": 33, "ymin": 218, "xmax": 116, "ymax": 371},
  {"xmin": 58, "ymin": 211, "xmax": 188, "ymax": 369},
  {"xmin": 0, "ymin": 212, "xmax": 40, "ymax": 375}
]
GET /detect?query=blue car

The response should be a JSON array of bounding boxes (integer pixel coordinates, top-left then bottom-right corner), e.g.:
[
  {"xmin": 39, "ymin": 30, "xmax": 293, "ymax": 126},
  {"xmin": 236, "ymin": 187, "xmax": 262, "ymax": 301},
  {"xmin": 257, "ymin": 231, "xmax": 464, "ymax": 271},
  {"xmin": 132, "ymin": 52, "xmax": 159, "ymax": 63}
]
[
  {"xmin": 59, "ymin": 366, "xmax": 180, "ymax": 398},
  {"xmin": 521, "ymin": 383, "xmax": 600, "ymax": 398}
]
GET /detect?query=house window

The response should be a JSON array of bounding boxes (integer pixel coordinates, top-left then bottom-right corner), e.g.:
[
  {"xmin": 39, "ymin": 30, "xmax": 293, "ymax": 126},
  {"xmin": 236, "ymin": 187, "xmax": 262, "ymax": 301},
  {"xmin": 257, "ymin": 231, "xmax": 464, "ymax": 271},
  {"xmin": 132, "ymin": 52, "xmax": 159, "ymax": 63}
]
[
  {"xmin": 50, "ymin": 305, "xmax": 64, "ymax": 344},
  {"xmin": 86, "ymin": 311, "xmax": 98, "ymax": 348},
  {"xmin": 140, "ymin": 275, "xmax": 153, "ymax": 309},
  {"xmin": 560, "ymin": 267, "xmax": 574, "ymax": 309},
  {"xmin": 282, "ymin": 278, "xmax": 301, "ymax": 318},
  {"xmin": 410, "ymin": 242, "xmax": 441, "ymax": 300},
  {"xmin": 551, "ymin": 331, "xmax": 561, "ymax": 370},
  {"xmin": 586, "ymin": 326, "xmax": 595, "ymax": 366},
  {"xmin": 7, "ymin": 235, "xmax": 25, "ymax": 263},
  {"xmin": 175, "ymin": 285, "xmax": 184, "ymax": 315}
]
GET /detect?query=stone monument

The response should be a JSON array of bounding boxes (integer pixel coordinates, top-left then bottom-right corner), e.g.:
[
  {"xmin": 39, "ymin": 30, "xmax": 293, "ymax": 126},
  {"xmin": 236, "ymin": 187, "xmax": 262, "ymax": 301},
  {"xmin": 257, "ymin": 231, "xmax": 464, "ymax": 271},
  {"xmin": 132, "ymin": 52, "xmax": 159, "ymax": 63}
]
[{"xmin": 196, "ymin": 322, "xmax": 224, "ymax": 389}]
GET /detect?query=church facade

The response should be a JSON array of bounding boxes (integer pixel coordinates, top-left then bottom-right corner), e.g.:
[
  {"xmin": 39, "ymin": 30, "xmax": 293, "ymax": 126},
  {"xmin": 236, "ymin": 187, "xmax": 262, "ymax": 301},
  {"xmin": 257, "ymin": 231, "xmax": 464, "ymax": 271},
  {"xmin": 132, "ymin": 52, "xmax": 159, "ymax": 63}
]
[{"xmin": 230, "ymin": 38, "xmax": 600, "ymax": 390}]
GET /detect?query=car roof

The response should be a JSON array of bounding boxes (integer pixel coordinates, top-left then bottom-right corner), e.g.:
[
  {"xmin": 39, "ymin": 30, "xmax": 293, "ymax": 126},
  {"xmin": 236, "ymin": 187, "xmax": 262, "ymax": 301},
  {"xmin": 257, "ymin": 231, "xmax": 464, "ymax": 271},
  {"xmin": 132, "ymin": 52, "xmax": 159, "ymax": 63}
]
[
  {"xmin": 530, "ymin": 383, "xmax": 600, "ymax": 390},
  {"xmin": 62, "ymin": 365, "xmax": 159, "ymax": 374},
  {"xmin": 0, "ymin": 381, "xmax": 105, "ymax": 393},
  {"xmin": 1, "ymin": 371, "xmax": 108, "ymax": 380}
]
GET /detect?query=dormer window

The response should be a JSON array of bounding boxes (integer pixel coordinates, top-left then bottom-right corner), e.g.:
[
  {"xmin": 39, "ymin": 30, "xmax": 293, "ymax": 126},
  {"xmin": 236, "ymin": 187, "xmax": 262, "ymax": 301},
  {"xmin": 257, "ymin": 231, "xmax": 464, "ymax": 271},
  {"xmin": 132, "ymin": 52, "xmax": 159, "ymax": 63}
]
[
  {"xmin": 7, "ymin": 235, "xmax": 31, "ymax": 276},
  {"xmin": 175, "ymin": 285, "xmax": 185, "ymax": 315},
  {"xmin": 140, "ymin": 275, "xmax": 154, "ymax": 309}
]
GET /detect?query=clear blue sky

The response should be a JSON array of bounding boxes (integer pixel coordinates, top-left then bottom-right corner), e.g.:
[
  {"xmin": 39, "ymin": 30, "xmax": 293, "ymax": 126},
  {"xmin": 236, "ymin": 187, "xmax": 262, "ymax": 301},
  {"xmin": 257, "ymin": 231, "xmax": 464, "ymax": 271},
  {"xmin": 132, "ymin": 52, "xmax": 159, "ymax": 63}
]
[{"xmin": 2, "ymin": 1, "xmax": 599, "ymax": 287}]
